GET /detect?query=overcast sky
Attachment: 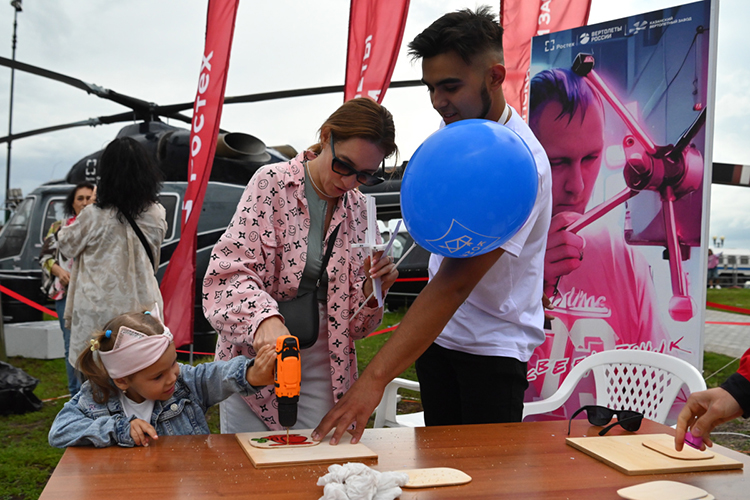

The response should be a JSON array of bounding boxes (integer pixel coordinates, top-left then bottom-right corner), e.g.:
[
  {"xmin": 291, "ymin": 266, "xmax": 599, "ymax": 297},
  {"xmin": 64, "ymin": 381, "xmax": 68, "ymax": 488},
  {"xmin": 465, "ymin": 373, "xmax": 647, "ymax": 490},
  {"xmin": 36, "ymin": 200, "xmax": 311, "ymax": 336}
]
[{"xmin": 0, "ymin": 0, "xmax": 747, "ymax": 247}]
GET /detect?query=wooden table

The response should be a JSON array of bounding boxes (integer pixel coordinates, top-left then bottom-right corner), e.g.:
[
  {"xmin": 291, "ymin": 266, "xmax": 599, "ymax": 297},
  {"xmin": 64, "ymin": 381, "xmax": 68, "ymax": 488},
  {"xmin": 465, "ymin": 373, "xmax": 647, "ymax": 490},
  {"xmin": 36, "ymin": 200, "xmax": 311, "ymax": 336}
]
[{"xmin": 40, "ymin": 420, "xmax": 749, "ymax": 499}]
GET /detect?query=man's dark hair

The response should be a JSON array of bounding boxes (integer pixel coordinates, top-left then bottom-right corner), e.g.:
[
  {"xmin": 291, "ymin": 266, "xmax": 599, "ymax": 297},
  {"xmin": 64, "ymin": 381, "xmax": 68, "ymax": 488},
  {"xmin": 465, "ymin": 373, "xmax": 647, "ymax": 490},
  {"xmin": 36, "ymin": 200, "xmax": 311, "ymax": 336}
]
[
  {"xmin": 63, "ymin": 181, "xmax": 96, "ymax": 217},
  {"xmin": 408, "ymin": 5, "xmax": 503, "ymax": 65},
  {"xmin": 528, "ymin": 68, "xmax": 603, "ymax": 130},
  {"xmin": 96, "ymin": 137, "xmax": 163, "ymax": 221}
]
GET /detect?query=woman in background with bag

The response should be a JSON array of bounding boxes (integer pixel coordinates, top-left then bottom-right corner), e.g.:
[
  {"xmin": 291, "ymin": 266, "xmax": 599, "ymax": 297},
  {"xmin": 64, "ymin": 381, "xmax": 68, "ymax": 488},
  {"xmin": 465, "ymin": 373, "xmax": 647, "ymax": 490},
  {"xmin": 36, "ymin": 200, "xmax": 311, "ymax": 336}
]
[
  {"xmin": 40, "ymin": 181, "xmax": 95, "ymax": 395},
  {"xmin": 58, "ymin": 137, "xmax": 167, "ymax": 369},
  {"xmin": 203, "ymin": 98, "xmax": 399, "ymax": 432}
]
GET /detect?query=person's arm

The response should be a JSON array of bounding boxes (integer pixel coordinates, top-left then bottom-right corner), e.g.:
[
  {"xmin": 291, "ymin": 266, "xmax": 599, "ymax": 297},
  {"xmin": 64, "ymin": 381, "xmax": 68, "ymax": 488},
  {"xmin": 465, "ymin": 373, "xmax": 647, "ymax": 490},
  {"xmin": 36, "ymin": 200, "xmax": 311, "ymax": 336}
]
[
  {"xmin": 202, "ymin": 170, "xmax": 286, "ymax": 353},
  {"xmin": 313, "ymin": 246, "xmax": 505, "ymax": 444},
  {"xmin": 56, "ymin": 206, "xmax": 98, "ymax": 259},
  {"xmin": 48, "ymin": 394, "xmax": 136, "ymax": 448},
  {"xmin": 675, "ymin": 347, "xmax": 750, "ymax": 451},
  {"xmin": 181, "ymin": 346, "xmax": 275, "ymax": 409},
  {"xmin": 50, "ymin": 263, "xmax": 71, "ymax": 287},
  {"xmin": 674, "ymin": 388, "xmax": 743, "ymax": 451}
]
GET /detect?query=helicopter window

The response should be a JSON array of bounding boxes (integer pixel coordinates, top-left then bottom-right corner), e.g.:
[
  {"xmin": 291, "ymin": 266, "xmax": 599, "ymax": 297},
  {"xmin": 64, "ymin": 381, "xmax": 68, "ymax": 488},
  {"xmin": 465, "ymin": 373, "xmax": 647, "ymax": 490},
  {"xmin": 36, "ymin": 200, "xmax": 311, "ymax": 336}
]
[
  {"xmin": 42, "ymin": 198, "xmax": 67, "ymax": 241},
  {"xmin": 0, "ymin": 197, "xmax": 35, "ymax": 260},
  {"xmin": 158, "ymin": 193, "xmax": 178, "ymax": 241}
]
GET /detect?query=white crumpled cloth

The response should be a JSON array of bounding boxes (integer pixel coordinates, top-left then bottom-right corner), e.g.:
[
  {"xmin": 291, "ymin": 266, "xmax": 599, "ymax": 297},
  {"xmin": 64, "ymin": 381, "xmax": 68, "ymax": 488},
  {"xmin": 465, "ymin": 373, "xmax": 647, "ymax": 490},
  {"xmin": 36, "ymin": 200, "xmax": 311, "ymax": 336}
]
[{"xmin": 317, "ymin": 462, "xmax": 409, "ymax": 500}]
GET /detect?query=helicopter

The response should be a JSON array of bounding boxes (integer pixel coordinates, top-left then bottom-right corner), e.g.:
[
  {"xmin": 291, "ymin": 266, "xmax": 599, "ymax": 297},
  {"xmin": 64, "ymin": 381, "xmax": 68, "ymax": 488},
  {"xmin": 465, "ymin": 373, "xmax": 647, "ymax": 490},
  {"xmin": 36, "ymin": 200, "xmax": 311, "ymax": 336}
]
[{"xmin": 0, "ymin": 56, "xmax": 429, "ymax": 350}]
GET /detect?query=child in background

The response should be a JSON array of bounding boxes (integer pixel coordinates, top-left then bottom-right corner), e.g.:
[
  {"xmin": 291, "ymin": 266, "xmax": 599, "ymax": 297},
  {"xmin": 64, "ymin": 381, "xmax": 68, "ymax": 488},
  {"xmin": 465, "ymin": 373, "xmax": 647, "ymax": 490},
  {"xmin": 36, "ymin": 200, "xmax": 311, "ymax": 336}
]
[{"xmin": 49, "ymin": 308, "xmax": 275, "ymax": 448}]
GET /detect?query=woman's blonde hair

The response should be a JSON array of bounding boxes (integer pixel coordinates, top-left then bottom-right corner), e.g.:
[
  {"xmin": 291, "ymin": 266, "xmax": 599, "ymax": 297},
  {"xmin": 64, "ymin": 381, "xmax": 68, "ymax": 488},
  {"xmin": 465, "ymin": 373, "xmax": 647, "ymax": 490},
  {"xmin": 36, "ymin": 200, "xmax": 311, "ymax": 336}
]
[
  {"xmin": 77, "ymin": 311, "xmax": 165, "ymax": 404},
  {"xmin": 309, "ymin": 97, "xmax": 398, "ymax": 161}
]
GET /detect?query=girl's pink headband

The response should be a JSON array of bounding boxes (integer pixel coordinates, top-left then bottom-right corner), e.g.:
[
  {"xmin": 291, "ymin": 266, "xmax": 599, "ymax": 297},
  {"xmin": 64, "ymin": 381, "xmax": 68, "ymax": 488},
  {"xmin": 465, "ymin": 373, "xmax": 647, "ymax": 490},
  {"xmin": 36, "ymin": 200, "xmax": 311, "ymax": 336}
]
[
  {"xmin": 97, "ymin": 325, "xmax": 173, "ymax": 379},
  {"xmin": 93, "ymin": 306, "xmax": 173, "ymax": 379}
]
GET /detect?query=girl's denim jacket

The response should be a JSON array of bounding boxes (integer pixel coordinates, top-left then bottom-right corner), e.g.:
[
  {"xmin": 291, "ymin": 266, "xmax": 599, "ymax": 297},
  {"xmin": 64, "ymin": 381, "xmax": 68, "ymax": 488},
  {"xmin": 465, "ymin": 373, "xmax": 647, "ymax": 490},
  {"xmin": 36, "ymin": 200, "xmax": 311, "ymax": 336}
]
[{"xmin": 49, "ymin": 356, "xmax": 258, "ymax": 448}]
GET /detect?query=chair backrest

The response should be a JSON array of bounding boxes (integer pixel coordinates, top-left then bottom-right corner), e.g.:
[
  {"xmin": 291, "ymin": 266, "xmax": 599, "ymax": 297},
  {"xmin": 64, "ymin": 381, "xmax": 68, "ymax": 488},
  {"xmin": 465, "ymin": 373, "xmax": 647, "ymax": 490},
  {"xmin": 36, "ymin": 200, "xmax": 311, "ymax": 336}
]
[
  {"xmin": 372, "ymin": 377, "xmax": 423, "ymax": 428},
  {"xmin": 522, "ymin": 350, "xmax": 706, "ymax": 424}
]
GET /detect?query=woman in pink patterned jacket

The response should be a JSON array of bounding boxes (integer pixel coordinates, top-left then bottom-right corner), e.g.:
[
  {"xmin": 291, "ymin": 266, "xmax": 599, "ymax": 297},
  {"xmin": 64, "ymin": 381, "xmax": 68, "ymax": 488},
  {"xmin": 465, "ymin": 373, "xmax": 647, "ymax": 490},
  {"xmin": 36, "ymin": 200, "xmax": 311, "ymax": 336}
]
[{"xmin": 203, "ymin": 98, "xmax": 399, "ymax": 432}]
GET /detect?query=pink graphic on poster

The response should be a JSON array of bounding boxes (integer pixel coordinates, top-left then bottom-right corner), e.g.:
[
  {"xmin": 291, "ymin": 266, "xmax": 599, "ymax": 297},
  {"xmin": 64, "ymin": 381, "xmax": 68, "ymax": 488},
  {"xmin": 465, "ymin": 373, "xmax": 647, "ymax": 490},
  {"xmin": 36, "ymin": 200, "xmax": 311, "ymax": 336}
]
[{"xmin": 525, "ymin": 0, "xmax": 717, "ymax": 423}]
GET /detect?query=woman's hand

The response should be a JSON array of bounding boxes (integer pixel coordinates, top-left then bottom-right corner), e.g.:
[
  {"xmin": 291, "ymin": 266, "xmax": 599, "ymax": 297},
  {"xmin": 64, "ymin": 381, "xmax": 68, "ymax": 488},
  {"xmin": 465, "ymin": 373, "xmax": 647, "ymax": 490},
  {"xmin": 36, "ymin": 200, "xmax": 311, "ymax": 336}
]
[
  {"xmin": 252, "ymin": 315, "xmax": 291, "ymax": 353},
  {"xmin": 129, "ymin": 418, "xmax": 158, "ymax": 447},
  {"xmin": 51, "ymin": 263, "xmax": 71, "ymax": 287},
  {"xmin": 363, "ymin": 250, "xmax": 399, "ymax": 306},
  {"xmin": 246, "ymin": 344, "xmax": 276, "ymax": 387}
]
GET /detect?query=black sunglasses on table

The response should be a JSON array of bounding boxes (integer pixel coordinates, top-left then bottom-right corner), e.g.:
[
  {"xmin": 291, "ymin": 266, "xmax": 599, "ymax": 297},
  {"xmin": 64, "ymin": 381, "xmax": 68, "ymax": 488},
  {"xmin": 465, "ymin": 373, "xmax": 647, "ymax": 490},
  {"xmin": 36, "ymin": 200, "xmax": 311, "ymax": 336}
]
[
  {"xmin": 567, "ymin": 405, "xmax": 643, "ymax": 436},
  {"xmin": 330, "ymin": 132, "xmax": 385, "ymax": 187}
]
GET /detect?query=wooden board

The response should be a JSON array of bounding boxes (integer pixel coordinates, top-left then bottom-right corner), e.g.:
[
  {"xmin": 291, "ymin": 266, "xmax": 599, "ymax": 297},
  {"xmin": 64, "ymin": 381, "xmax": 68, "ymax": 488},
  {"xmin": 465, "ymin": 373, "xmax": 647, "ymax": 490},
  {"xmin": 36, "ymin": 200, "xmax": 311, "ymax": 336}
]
[
  {"xmin": 401, "ymin": 467, "xmax": 472, "ymax": 488},
  {"xmin": 642, "ymin": 439, "xmax": 714, "ymax": 460},
  {"xmin": 566, "ymin": 434, "xmax": 743, "ymax": 476},
  {"xmin": 616, "ymin": 480, "xmax": 709, "ymax": 500},
  {"xmin": 236, "ymin": 430, "xmax": 378, "ymax": 469}
]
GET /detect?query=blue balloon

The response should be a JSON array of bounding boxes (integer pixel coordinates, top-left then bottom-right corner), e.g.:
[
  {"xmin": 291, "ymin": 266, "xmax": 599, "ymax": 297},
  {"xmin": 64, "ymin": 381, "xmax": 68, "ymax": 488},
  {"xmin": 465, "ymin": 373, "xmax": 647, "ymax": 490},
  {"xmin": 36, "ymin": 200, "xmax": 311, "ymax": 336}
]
[{"xmin": 401, "ymin": 119, "xmax": 538, "ymax": 258}]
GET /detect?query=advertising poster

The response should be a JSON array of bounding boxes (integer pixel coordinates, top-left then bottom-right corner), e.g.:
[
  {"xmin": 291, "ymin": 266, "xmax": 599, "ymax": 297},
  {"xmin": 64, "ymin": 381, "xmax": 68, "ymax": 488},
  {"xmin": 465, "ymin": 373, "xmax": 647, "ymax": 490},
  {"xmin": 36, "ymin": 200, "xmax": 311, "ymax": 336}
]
[{"xmin": 524, "ymin": 0, "xmax": 717, "ymax": 421}]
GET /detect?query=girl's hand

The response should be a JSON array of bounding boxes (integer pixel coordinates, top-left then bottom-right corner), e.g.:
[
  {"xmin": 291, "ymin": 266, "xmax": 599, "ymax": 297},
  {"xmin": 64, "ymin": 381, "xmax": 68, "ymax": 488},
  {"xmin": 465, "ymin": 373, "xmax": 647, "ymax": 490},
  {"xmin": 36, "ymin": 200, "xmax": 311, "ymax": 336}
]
[
  {"xmin": 363, "ymin": 250, "xmax": 399, "ymax": 306},
  {"xmin": 252, "ymin": 316, "xmax": 291, "ymax": 353},
  {"xmin": 130, "ymin": 418, "xmax": 158, "ymax": 447},
  {"xmin": 246, "ymin": 344, "xmax": 276, "ymax": 387}
]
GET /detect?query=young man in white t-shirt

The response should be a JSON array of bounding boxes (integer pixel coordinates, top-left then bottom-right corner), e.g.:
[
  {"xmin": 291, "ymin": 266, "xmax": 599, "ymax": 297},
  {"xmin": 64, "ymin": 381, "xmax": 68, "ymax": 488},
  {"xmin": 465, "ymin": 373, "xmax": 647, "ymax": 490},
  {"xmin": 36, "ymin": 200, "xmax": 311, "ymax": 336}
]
[{"xmin": 313, "ymin": 6, "xmax": 552, "ymax": 443}]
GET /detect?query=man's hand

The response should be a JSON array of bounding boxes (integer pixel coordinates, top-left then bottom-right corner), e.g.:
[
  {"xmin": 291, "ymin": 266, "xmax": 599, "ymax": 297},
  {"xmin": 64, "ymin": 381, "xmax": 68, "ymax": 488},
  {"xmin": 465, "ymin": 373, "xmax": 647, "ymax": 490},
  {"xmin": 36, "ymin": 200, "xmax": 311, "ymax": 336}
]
[
  {"xmin": 130, "ymin": 418, "xmax": 158, "ymax": 447},
  {"xmin": 252, "ymin": 315, "xmax": 290, "ymax": 353},
  {"xmin": 312, "ymin": 374, "xmax": 386, "ymax": 445},
  {"xmin": 314, "ymin": 247, "xmax": 506, "ymax": 445},
  {"xmin": 544, "ymin": 212, "xmax": 585, "ymax": 296},
  {"xmin": 674, "ymin": 387, "xmax": 743, "ymax": 451}
]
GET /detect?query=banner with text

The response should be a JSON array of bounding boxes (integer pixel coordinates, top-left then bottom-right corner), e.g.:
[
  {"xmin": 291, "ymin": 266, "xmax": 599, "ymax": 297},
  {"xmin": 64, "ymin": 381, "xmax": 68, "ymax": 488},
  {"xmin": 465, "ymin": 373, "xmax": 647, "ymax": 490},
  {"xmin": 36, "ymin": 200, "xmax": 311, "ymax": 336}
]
[
  {"xmin": 160, "ymin": 0, "xmax": 239, "ymax": 348},
  {"xmin": 500, "ymin": 0, "xmax": 591, "ymax": 121},
  {"xmin": 344, "ymin": 0, "xmax": 410, "ymax": 102}
]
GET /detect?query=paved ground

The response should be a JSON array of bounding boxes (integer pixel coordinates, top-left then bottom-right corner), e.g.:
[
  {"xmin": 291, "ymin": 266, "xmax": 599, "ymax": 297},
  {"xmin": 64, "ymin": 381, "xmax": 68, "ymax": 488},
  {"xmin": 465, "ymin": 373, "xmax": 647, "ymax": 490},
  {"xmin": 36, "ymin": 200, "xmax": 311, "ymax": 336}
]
[{"xmin": 704, "ymin": 308, "xmax": 750, "ymax": 358}]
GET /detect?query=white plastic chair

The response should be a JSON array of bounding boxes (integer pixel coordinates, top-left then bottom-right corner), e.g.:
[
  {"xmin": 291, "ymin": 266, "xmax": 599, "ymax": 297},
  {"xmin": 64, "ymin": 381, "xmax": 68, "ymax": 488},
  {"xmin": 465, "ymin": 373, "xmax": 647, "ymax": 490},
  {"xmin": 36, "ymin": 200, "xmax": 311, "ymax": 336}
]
[
  {"xmin": 372, "ymin": 378, "xmax": 425, "ymax": 428},
  {"xmin": 522, "ymin": 350, "xmax": 707, "ymax": 424}
]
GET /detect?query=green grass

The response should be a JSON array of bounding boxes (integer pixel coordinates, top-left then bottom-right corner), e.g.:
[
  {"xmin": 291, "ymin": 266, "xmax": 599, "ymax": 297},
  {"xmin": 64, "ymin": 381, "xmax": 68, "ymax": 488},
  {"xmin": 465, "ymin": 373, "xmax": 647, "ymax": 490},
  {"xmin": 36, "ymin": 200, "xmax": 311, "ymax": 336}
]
[
  {"xmin": 0, "ymin": 358, "xmax": 67, "ymax": 500},
  {"xmin": 703, "ymin": 351, "xmax": 743, "ymax": 389},
  {"xmin": 706, "ymin": 288, "xmax": 750, "ymax": 313}
]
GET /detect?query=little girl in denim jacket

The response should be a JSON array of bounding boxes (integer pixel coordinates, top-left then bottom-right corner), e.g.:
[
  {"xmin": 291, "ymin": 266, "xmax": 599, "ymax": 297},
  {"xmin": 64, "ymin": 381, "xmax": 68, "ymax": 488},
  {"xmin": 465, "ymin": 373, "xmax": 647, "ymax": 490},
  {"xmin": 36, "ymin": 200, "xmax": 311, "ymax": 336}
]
[{"xmin": 49, "ymin": 307, "xmax": 275, "ymax": 448}]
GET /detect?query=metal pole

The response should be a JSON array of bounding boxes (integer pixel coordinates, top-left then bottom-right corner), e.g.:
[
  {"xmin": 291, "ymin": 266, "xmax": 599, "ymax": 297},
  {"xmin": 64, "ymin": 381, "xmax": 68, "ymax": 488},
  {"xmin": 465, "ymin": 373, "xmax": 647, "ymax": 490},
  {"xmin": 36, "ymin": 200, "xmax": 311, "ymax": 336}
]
[
  {"xmin": 0, "ymin": 295, "xmax": 6, "ymax": 361},
  {"xmin": 2, "ymin": 1, "xmax": 22, "ymax": 359},
  {"xmin": 5, "ymin": 2, "xmax": 21, "ymax": 223}
]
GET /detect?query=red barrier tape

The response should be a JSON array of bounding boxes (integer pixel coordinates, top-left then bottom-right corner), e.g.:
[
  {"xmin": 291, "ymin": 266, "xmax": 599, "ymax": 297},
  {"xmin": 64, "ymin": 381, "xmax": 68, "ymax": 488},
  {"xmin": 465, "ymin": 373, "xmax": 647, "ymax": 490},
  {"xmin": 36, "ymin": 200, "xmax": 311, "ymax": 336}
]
[
  {"xmin": 706, "ymin": 301, "xmax": 750, "ymax": 315},
  {"xmin": 367, "ymin": 324, "xmax": 399, "ymax": 337},
  {"xmin": 0, "ymin": 284, "xmax": 58, "ymax": 318}
]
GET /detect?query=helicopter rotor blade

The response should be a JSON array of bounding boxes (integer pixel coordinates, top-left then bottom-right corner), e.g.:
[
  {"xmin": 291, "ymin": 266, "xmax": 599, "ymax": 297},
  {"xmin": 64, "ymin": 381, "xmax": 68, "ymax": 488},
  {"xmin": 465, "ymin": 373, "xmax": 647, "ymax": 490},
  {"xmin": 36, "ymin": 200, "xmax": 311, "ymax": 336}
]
[
  {"xmin": 0, "ymin": 56, "xmax": 158, "ymax": 118},
  {"xmin": 0, "ymin": 53, "xmax": 421, "ymax": 142},
  {"xmin": 0, "ymin": 109, "xmax": 192, "ymax": 145},
  {"xmin": 0, "ymin": 119, "xmax": 105, "ymax": 144},
  {"xmin": 157, "ymin": 80, "xmax": 423, "ymax": 115}
]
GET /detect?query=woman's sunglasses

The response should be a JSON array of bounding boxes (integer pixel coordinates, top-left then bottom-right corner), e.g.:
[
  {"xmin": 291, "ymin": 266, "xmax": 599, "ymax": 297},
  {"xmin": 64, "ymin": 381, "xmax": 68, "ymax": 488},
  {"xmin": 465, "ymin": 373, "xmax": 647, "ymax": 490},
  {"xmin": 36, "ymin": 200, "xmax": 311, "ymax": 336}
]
[
  {"xmin": 330, "ymin": 132, "xmax": 385, "ymax": 186},
  {"xmin": 567, "ymin": 405, "xmax": 643, "ymax": 436}
]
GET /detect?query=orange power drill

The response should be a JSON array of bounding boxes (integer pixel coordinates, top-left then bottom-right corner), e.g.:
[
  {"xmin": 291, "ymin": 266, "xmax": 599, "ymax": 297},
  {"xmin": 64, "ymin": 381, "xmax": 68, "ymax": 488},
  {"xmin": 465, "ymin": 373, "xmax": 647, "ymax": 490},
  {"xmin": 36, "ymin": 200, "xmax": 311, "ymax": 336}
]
[{"xmin": 274, "ymin": 335, "xmax": 301, "ymax": 434}]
